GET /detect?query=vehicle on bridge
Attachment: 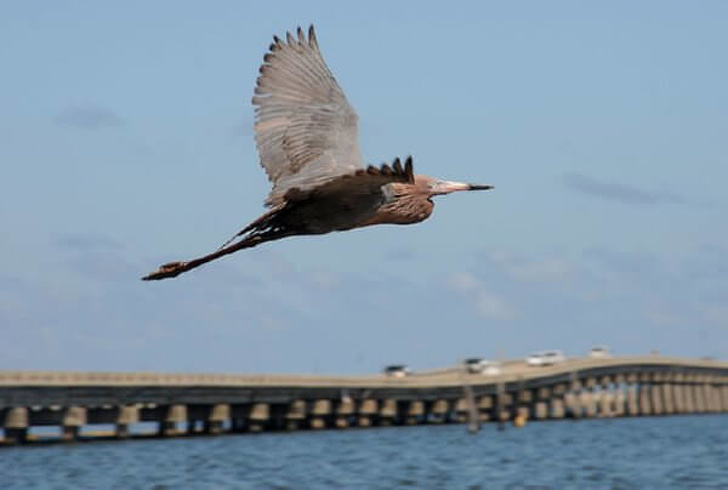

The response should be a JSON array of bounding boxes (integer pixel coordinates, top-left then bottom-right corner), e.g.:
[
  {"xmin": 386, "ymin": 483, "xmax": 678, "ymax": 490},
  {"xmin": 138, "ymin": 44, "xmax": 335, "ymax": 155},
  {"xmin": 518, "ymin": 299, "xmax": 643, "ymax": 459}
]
[
  {"xmin": 526, "ymin": 350, "xmax": 566, "ymax": 367},
  {"xmin": 463, "ymin": 358, "xmax": 502, "ymax": 375},
  {"xmin": 589, "ymin": 346, "xmax": 611, "ymax": 359},
  {"xmin": 383, "ymin": 365, "xmax": 411, "ymax": 377}
]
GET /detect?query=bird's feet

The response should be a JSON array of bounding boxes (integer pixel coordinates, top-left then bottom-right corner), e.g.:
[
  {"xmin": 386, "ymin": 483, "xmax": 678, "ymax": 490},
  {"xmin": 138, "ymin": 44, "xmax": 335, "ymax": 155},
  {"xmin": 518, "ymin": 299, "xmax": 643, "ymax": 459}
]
[{"xmin": 141, "ymin": 261, "xmax": 187, "ymax": 281}]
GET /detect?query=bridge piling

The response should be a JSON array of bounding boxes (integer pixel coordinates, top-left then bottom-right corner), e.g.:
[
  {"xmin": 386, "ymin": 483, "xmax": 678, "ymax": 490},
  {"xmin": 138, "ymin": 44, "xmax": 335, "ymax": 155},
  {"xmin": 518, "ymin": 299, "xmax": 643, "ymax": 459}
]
[
  {"xmin": 3, "ymin": 407, "xmax": 28, "ymax": 444},
  {"xmin": 115, "ymin": 405, "xmax": 138, "ymax": 438},
  {"xmin": 358, "ymin": 399, "xmax": 377, "ymax": 427},
  {"xmin": 694, "ymin": 382, "xmax": 707, "ymax": 413},
  {"xmin": 160, "ymin": 404, "xmax": 187, "ymax": 436},
  {"xmin": 650, "ymin": 375, "xmax": 664, "ymax": 415},
  {"xmin": 248, "ymin": 403, "xmax": 269, "ymax": 432},
  {"xmin": 405, "ymin": 400, "xmax": 424, "ymax": 425},
  {"xmin": 378, "ymin": 399, "xmax": 397, "ymax": 426},
  {"xmin": 61, "ymin": 406, "xmax": 86, "ymax": 441},
  {"xmin": 661, "ymin": 381, "xmax": 674, "ymax": 414},
  {"xmin": 310, "ymin": 399, "xmax": 331, "ymax": 429}
]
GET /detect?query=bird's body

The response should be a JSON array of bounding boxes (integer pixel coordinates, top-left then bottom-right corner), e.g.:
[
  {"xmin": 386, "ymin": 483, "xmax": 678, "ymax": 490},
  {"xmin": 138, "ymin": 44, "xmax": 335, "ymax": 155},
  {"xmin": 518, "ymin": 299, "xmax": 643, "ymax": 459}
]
[{"xmin": 143, "ymin": 26, "xmax": 492, "ymax": 281}]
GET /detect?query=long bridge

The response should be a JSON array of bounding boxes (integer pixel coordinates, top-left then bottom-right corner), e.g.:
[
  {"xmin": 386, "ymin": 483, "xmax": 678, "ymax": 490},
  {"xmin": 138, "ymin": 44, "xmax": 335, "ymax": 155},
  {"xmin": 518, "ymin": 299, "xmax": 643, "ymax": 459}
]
[{"xmin": 2, "ymin": 356, "xmax": 727, "ymax": 444}]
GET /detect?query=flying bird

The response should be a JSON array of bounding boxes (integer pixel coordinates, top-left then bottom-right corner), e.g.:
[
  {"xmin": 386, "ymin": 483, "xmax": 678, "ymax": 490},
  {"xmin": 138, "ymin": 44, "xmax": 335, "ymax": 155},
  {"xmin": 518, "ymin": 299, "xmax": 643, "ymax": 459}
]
[{"xmin": 143, "ymin": 26, "xmax": 493, "ymax": 281}]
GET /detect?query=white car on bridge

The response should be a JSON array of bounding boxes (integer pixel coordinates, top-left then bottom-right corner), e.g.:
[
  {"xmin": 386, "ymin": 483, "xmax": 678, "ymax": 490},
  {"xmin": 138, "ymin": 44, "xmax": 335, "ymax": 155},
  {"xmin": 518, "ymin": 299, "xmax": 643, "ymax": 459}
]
[
  {"xmin": 383, "ymin": 365, "xmax": 411, "ymax": 377},
  {"xmin": 463, "ymin": 358, "xmax": 502, "ymax": 375},
  {"xmin": 526, "ymin": 350, "xmax": 566, "ymax": 367}
]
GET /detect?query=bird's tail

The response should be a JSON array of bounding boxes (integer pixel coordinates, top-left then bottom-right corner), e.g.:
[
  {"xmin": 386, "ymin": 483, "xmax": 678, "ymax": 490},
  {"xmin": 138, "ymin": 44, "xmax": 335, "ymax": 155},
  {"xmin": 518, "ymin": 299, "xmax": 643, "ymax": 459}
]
[{"xmin": 216, "ymin": 203, "xmax": 286, "ymax": 251}]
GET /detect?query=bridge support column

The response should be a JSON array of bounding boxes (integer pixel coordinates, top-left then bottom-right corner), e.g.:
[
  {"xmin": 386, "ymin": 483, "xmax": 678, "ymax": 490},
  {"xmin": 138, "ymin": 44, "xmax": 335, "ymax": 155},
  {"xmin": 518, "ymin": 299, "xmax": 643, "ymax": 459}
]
[
  {"xmin": 597, "ymin": 377, "xmax": 612, "ymax": 418},
  {"xmin": 650, "ymin": 383, "xmax": 664, "ymax": 416},
  {"xmin": 602, "ymin": 389, "xmax": 616, "ymax": 417},
  {"xmin": 694, "ymin": 384, "xmax": 706, "ymax": 413},
  {"xmin": 533, "ymin": 401, "xmax": 547, "ymax": 419},
  {"xmin": 285, "ymin": 400, "xmax": 306, "ymax": 430},
  {"xmin": 611, "ymin": 375, "xmax": 626, "ymax": 417},
  {"xmin": 477, "ymin": 396, "xmax": 492, "ymax": 422},
  {"xmin": 160, "ymin": 404, "xmax": 187, "ymax": 436},
  {"xmin": 583, "ymin": 378, "xmax": 597, "ymax": 417},
  {"xmin": 549, "ymin": 384, "xmax": 566, "ymax": 419},
  {"xmin": 582, "ymin": 392, "xmax": 596, "ymax": 418},
  {"xmin": 550, "ymin": 397, "xmax": 565, "ymax": 418},
  {"xmin": 714, "ymin": 382, "xmax": 724, "ymax": 412},
  {"xmin": 378, "ymin": 399, "xmax": 397, "ymax": 426},
  {"xmin": 596, "ymin": 380, "xmax": 610, "ymax": 417},
  {"xmin": 62, "ymin": 406, "xmax": 87, "ymax": 441},
  {"xmin": 720, "ymin": 385, "xmax": 728, "ymax": 412},
  {"xmin": 704, "ymin": 382, "xmax": 718, "ymax": 413},
  {"xmin": 612, "ymin": 386, "xmax": 625, "ymax": 417},
  {"xmin": 514, "ymin": 386, "xmax": 532, "ymax": 419},
  {"xmin": 691, "ymin": 382, "xmax": 702, "ymax": 413},
  {"xmin": 454, "ymin": 398, "xmax": 468, "ymax": 423},
  {"xmin": 205, "ymin": 403, "xmax": 230, "ymax": 434},
  {"xmin": 493, "ymin": 383, "xmax": 509, "ymax": 424},
  {"xmin": 639, "ymin": 384, "xmax": 652, "ymax": 415},
  {"xmin": 499, "ymin": 392, "xmax": 512, "ymax": 422},
  {"xmin": 712, "ymin": 382, "xmax": 723, "ymax": 412},
  {"xmin": 716, "ymin": 383, "xmax": 726, "ymax": 412},
  {"xmin": 358, "ymin": 399, "xmax": 377, "ymax": 427},
  {"xmin": 334, "ymin": 399, "xmax": 354, "ymax": 429},
  {"xmin": 3, "ymin": 407, "xmax": 28, "ymax": 444},
  {"xmin": 671, "ymin": 384, "xmax": 684, "ymax": 413},
  {"xmin": 534, "ymin": 387, "xmax": 548, "ymax": 420},
  {"xmin": 685, "ymin": 383, "xmax": 697, "ymax": 413},
  {"xmin": 693, "ymin": 380, "xmax": 703, "ymax": 413},
  {"xmin": 249, "ymin": 403, "xmax": 269, "ymax": 432},
  {"xmin": 701, "ymin": 383, "xmax": 713, "ymax": 413},
  {"xmin": 429, "ymin": 399, "xmax": 448, "ymax": 423},
  {"xmin": 310, "ymin": 400, "xmax": 331, "ymax": 429},
  {"xmin": 405, "ymin": 401, "xmax": 424, "ymax": 425},
  {"xmin": 565, "ymin": 379, "xmax": 582, "ymax": 418},
  {"xmin": 116, "ymin": 405, "xmax": 139, "ymax": 438},
  {"xmin": 627, "ymin": 385, "xmax": 639, "ymax": 416},
  {"xmin": 661, "ymin": 384, "xmax": 674, "ymax": 414}
]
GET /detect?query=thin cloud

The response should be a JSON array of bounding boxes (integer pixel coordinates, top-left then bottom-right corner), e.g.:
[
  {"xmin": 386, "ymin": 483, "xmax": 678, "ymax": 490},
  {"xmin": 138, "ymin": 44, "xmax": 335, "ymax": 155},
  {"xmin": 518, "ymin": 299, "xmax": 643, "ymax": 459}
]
[
  {"xmin": 564, "ymin": 172, "xmax": 686, "ymax": 205},
  {"xmin": 448, "ymin": 272, "xmax": 515, "ymax": 320},
  {"xmin": 55, "ymin": 105, "xmax": 124, "ymax": 130},
  {"xmin": 485, "ymin": 252, "xmax": 572, "ymax": 283}
]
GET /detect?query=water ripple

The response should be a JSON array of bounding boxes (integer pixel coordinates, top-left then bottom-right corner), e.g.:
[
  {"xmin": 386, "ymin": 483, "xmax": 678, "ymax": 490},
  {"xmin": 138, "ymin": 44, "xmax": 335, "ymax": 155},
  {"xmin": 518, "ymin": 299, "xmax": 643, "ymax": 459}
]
[{"xmin": 0, "ymin": 415, "xmax": 726, "ymax": 489}]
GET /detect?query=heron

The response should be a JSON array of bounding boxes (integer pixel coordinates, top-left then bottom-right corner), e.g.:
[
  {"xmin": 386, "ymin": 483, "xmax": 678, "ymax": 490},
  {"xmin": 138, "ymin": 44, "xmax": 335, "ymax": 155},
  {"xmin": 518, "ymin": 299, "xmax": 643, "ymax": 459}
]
[{"xmin": 143, "ymin": 25, "xmax": 493, "ymax": 281}]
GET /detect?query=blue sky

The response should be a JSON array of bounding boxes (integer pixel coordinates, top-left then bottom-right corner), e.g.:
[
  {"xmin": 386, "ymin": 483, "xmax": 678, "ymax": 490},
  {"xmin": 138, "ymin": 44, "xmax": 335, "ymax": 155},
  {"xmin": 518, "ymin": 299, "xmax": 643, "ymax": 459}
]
[{"xmin": 2, "ymin": 1, "xmax": 727, "ymax": 373}]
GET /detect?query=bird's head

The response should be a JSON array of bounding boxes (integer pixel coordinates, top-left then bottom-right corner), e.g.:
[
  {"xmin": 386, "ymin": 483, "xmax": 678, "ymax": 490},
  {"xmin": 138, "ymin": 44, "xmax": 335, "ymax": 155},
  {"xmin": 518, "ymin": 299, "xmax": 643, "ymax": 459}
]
[{"xmin": 414, "ymin": 175, "xmax": 494, "ymax": 197}]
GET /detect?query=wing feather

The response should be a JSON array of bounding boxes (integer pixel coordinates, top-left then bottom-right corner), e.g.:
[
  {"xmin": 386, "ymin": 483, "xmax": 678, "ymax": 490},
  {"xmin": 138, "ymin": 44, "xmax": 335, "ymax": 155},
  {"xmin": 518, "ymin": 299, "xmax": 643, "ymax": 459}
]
[{"xmin": 253, "ymin": 25, "xmax": 364, "ymax": 206}]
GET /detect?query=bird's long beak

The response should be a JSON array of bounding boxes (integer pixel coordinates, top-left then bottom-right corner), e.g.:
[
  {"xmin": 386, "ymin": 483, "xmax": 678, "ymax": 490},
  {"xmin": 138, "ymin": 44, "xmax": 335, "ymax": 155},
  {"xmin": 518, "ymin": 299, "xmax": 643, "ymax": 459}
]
[
  {"xmin": 466, "ymin": 183, "xmax": 495, "ymax": 191},
  {"xmin": 440, "ymin": 181, "xmax": 494, "ymax": 194}
]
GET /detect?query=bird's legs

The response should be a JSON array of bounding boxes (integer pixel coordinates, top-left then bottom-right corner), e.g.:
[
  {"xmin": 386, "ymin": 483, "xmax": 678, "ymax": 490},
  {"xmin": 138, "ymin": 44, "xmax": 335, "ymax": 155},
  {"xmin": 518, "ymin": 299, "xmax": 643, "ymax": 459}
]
[{"xmin": 142, "ymin": 227, "xmax": 296, "ymax": 281}]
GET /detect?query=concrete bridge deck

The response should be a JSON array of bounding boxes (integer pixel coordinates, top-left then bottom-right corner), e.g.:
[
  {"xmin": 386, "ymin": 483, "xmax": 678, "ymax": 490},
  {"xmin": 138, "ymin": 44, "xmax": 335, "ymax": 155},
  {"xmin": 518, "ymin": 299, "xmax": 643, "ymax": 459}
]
[{"xmin": 1, "ymin": 356, "xmax": 727, "ymax": 444}]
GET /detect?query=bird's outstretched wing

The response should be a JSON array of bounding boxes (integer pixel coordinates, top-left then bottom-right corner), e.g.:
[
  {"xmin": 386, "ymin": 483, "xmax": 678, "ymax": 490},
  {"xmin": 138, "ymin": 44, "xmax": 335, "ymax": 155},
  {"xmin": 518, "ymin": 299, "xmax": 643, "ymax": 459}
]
[{"xmin": 253, "ymin": 25, "xmax": 365, "ymax": 207}]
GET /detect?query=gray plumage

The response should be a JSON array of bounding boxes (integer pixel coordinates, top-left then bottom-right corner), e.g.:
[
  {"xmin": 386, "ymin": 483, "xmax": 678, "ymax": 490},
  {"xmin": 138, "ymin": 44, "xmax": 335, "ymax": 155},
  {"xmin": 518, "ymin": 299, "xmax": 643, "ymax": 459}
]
[
  {"xmin": 143, "ymin": 26, "xmax": 492, "ymax": 281},
  {"xmin": 254, "ymin": 26, "xmax": 363, "ymax": 207}
]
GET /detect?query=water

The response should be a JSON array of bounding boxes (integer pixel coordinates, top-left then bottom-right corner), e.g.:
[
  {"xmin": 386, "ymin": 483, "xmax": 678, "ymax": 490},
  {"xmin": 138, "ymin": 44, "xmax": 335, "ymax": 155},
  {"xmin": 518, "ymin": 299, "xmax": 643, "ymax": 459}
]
[{"xmin": 1, "ymin": 415, "xmax": 726, "ymax": 489}]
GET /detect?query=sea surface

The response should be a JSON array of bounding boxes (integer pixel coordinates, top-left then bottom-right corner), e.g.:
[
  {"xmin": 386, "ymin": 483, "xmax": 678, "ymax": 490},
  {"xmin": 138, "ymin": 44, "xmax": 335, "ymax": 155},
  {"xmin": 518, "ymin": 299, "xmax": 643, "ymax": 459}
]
[{"xmin": 1, "ymin": 415, "xmax": 726, "ymax": 489}]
